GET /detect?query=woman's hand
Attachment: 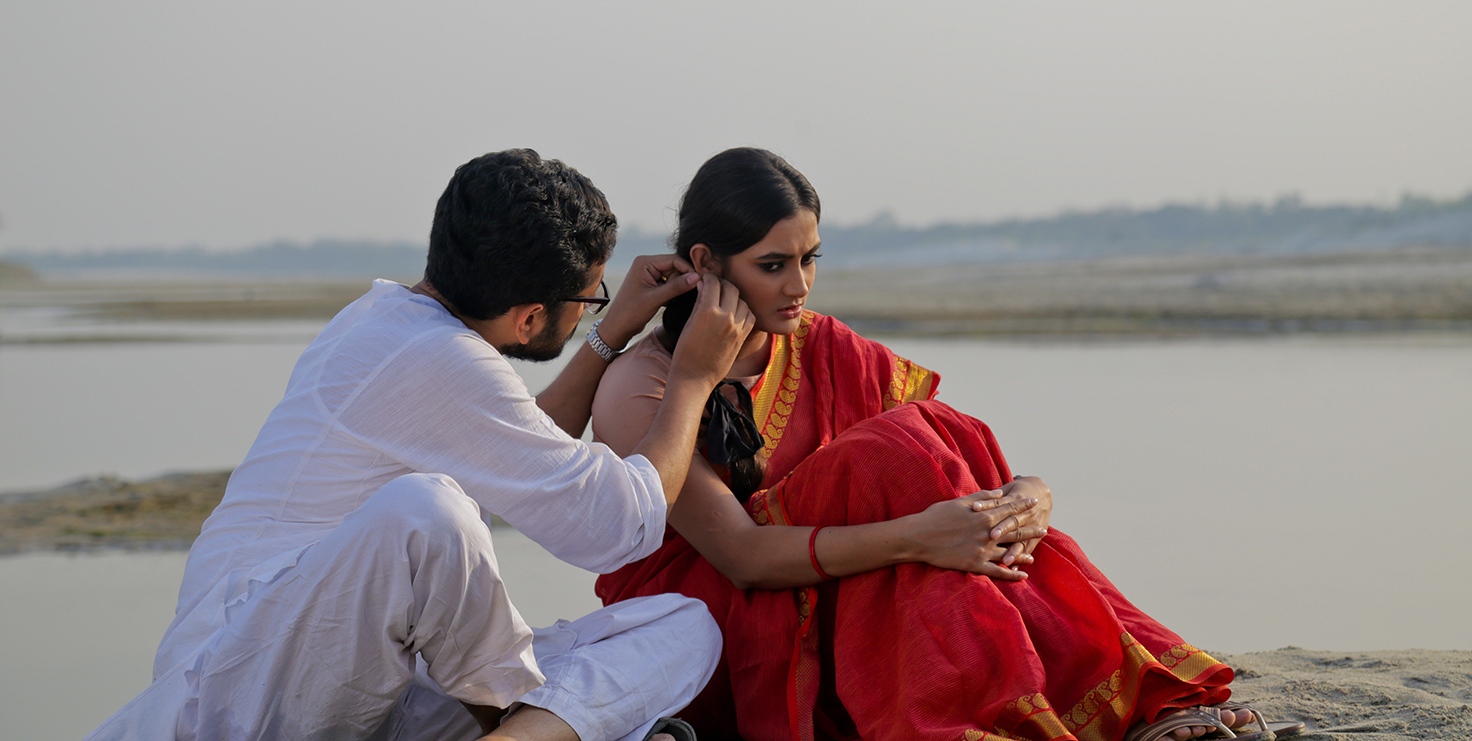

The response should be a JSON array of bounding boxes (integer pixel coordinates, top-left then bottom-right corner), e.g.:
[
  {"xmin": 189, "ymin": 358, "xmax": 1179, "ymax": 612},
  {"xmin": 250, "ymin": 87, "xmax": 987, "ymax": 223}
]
[
  {"xmin": 901, "ymin": 490, "xmax": 1047, "ymax": 581},
  {"xmin": 989, "ymin": 476, "xmax": 1053, "ymax": 566},
  {"xmin": 597, "ymin": 254, "xmax": 701, "ymax": 350}
]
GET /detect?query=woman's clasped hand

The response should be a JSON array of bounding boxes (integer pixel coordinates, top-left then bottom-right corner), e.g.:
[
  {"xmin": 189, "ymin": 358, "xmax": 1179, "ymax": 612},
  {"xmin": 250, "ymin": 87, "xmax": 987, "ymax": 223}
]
[{"xmin": 902, "ymin": 486, "xmax": 1048, "ymax": 579}]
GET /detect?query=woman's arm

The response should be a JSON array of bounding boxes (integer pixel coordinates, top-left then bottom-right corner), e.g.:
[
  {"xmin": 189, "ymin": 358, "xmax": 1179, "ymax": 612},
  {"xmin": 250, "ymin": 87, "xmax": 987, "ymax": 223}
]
[
  {"xmin": 668, "ymin": 457, "xmax": 1044, "ymax": 590},
  {"xmin": 593, "ymin": 369, "xmax": 1044, "ymax": 590}
]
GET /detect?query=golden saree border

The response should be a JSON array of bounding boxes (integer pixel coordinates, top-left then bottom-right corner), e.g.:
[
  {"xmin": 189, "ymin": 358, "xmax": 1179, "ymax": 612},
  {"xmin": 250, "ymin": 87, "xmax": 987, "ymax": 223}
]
[
  {"xmin": 1055, "ymin": 635, "xmax": 1227, "ymax": 741},
  {"xmin": 885, "ymin": 356, "xmax": 936, "ymax": 409},
  {"xmin": 965, "ymin": 731, "xmax": 1021, "ymax": 741},
  {"xmin": 971, "ymin": 634, "xmax": 1227, "ymax": 741},
  {"xmin": 752, "ymin": 311, "xmax": 812, "ymax": 466},
  {"xmin": 1155, "ymin": 641, "xmax": 1228, "ymax": 684},
  {"xmin": 747, "ymin": 488, "xmax": 790, "ymax": 527}
]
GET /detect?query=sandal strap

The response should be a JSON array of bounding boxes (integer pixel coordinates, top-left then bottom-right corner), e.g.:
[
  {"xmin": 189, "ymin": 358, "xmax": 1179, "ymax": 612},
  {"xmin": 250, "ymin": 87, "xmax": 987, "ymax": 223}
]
[
  {"xmin": 1124, "ymin": 707, "xmax": 1237, "ymax": 741},
  {"xmin": 1211, "ymin": 701, "xmax": 1275, "ymax": 739}
]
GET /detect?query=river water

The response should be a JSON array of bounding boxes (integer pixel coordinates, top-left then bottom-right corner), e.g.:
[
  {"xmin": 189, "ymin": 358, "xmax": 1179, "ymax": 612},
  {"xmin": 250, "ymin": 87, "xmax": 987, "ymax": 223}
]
[{"xmin": 2, "ymin": 317, "xmax": 1469, "ymax": 738}]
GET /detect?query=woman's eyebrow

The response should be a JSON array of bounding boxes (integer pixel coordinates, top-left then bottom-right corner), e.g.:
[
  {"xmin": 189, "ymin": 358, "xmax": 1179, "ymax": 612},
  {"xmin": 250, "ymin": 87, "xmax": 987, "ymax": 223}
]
[{"xmin": 755, "ymin": 243, "xmax": 822, "ymax": 261}]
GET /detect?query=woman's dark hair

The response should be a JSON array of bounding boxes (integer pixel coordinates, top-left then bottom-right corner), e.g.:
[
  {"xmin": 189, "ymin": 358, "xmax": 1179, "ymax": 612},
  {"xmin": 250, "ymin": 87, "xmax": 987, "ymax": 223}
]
[
  {"xmin": 425, "ymin": 149, "xmax": 617, "ymax": 321},
  {"xmin": 663, "ymin": 147, "xmax": 820, "ymax": 501}
]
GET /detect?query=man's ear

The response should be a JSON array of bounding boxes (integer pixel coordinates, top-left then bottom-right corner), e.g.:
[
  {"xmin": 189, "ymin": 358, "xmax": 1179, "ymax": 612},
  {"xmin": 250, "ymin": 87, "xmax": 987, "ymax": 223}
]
[
  {"xmin": 689, "ymin": 244, "xmax": 719, "ymax": 275},
  {"xmin": 507, "ymin": 303, "xmax": 546, "ymax": 345}
]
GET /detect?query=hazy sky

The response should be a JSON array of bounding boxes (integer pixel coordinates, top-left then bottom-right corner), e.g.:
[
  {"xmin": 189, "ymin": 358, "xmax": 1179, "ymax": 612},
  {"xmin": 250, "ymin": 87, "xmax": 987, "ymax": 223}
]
[{"xmin": 3, "ymin": 1, "xmax": 1470, "ymax": 252}]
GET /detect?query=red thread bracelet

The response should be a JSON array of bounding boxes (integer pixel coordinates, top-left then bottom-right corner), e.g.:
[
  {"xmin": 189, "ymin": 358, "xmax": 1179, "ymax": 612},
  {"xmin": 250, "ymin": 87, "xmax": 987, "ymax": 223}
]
[{"xmin": 808, "ymin": 527, "xmax": 833, "ymax": 580}]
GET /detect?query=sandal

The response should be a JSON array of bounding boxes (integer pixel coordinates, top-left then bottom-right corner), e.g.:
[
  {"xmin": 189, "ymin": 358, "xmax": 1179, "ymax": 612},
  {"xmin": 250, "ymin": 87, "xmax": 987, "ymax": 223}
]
[
  {"xmin": 642, "ymin": 716, "xmax": 697, "ymax": 741},
  {"xmin": 1123, "ymin": 701, "xmax": 1305, "ymax": 741}
]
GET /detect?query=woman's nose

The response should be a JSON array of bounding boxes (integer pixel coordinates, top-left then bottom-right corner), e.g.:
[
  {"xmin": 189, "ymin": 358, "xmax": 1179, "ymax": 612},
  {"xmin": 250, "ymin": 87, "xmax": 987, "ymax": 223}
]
[{"xmin": 786, "ymin": 272, "xmax": 810, "ymax": 298}]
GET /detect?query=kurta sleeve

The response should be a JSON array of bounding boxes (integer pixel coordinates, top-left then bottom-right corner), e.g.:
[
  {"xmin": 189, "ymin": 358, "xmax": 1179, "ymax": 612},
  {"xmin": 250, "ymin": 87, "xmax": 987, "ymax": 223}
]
[{"xmin": 334, "ymin": 329, "xmax": 667, "ymax": 574}]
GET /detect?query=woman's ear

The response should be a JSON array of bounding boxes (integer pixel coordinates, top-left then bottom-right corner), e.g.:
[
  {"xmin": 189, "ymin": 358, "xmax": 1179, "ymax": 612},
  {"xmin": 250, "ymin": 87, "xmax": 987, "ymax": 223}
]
[{"xmin": 689, "ymin": 244, "xmax": 718, "ymax": 275}]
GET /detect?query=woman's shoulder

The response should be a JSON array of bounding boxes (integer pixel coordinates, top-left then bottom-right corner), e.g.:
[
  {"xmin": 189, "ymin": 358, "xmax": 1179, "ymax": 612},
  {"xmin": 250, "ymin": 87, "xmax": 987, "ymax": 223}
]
[
  {"xmin": 614, "ymin": 330, "xmax": 673, "ymax": 375},
  {"xmin": 591, "ymin": 331, "xmax": 672, "ymax": 448},
  {"xmin": 801, "ymin": 311, "xmax": 891, "ymax": 354},
  {"xmin": 596, "ymin": 331, "xmax": 673, "ymax": 403}
]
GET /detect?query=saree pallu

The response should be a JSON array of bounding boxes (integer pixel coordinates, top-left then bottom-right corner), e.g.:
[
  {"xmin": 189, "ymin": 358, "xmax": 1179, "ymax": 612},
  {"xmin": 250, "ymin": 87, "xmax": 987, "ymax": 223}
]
[{"xmin": 596, "ymin": 313, "xmax": 1232, "ymax": 741}]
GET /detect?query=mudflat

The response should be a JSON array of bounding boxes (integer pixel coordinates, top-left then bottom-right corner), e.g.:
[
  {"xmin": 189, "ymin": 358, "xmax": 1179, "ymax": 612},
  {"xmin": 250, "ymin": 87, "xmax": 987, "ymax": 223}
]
[{"xmin": 807, "ymin": 246, "xmax": 1472, "ymax": 335}]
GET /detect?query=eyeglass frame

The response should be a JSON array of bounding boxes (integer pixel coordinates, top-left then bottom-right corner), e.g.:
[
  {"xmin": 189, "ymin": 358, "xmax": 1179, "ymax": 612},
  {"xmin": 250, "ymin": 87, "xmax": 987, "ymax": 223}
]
[{"xmin": 562, "ymin": 280, "xmax": 610, "ymax": 314}]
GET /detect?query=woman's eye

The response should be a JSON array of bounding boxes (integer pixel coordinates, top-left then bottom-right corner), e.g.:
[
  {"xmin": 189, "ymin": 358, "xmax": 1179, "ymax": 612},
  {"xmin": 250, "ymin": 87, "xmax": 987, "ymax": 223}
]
[
  {"xmin": 801, "ymin": 253, "xmax": 823, "ymax": 265},
  {"xmin": 759, "ymin": 262, "xmax": 783, "ymax": 273}
]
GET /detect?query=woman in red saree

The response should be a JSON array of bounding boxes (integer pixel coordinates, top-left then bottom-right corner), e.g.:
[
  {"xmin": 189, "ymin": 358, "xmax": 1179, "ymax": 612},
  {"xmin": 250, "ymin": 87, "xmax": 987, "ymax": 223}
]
[{"xmin": 591, "ymin": 149, "xmax": 1297, "ymax": 741}]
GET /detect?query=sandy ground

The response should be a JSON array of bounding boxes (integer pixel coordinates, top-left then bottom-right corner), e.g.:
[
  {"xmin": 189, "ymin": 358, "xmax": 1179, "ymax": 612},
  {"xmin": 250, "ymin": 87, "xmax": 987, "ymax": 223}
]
[
  {"xmin": 4, "ymin": 473, "xmax": 1470, "ymax": 739},
  {"xmin": 1223, "ymin": 648, "xmax": 1472, "ymax": 740}
]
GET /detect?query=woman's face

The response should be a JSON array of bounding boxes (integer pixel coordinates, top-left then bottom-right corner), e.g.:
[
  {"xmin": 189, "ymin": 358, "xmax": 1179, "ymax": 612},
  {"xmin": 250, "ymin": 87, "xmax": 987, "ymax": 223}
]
[{"xmin": 697, "ymin": 209, "xmax": 821, "ymax": 337}]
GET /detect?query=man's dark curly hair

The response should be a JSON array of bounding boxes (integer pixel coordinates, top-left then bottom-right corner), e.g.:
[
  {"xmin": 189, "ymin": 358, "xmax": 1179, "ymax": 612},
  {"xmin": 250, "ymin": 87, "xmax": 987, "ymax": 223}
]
[{"xmin": 425, "ymin": 149, "xmax": 617, "ymax": 320}]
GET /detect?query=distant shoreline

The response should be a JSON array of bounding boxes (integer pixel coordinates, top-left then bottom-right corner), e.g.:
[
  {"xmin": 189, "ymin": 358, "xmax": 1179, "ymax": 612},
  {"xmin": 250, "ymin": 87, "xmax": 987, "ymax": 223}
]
[
  {"xmin": 0, "ymin": 470, "xmax": 513, "ymax": 555},
  {"xmin": 3, "ymin": 245, "xmax": 1470, "ymax": 342}
]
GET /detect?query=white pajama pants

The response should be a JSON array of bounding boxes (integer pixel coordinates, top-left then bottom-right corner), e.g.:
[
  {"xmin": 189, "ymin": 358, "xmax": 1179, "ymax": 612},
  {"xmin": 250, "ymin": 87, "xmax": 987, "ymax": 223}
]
[{"xmin": 86, "ymin": 473, "xmax": 721, "ymax": 741}]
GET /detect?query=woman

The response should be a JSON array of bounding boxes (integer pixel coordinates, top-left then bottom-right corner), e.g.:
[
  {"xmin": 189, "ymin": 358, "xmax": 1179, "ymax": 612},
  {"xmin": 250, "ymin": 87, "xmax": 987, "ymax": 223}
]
[{"xmin": 590, "ymin": 148, "xmax": 1298, "ymax": 741}]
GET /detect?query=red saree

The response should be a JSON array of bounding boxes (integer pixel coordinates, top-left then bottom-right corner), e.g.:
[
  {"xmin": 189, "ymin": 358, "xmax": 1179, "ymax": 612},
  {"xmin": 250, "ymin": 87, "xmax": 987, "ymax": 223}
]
[{"xmin": 596, "ymin": 312, "xmax": 1232, "ymax": 741}]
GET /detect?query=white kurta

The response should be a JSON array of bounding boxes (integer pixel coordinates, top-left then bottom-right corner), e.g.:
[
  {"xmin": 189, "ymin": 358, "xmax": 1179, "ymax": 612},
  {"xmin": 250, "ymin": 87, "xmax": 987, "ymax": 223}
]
[{"xmin": 86, "ymin": 280, "xmax": 718, "ymax": 741}]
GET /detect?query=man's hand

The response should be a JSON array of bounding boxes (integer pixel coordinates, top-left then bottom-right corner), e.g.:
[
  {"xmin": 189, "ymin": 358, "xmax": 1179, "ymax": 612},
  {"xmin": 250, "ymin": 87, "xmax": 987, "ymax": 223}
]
[
  {"xmin": 634, "ymin": 274, "xmax": 754, "ymax": 505},
  {"xmin": 668, "ymin": 274, "xmax": 754, "ymax": 389},
  {"xmin": 597, "ymin": 254, "xmax": 700, "ymax": 350}
]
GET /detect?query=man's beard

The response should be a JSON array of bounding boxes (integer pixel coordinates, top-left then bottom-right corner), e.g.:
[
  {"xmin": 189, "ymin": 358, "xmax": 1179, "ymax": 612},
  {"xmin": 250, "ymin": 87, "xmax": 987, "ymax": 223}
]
[{"xmin": 498, "ymin": 307, "xmax": 576, "ymax": 363}]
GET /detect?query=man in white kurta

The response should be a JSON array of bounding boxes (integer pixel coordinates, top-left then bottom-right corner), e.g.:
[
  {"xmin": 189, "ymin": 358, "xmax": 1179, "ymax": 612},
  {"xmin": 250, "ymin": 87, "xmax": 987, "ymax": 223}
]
[{"xmin": 85, "ymin": 149, "xmax": 754, "ymax": 741}]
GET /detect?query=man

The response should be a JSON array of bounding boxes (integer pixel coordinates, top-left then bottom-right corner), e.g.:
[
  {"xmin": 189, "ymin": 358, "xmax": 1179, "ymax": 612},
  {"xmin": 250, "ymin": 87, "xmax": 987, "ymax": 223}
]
[{"xmin": 86, "ymin": 149, "xmax": 753, "ymax": 741}]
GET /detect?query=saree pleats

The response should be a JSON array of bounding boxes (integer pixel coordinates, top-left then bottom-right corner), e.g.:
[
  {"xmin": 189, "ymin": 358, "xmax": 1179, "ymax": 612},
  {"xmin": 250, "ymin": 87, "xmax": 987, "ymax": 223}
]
[{"xmin": 595, "ymin": 313, "xmax": 1232, "ymax": 741}]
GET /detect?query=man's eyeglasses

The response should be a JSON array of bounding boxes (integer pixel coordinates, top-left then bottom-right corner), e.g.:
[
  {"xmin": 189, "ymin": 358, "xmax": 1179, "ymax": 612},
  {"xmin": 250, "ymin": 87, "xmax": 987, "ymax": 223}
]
[{"xmin": 563, "ymin": 280, "xmax": 610, "ymax": 314}]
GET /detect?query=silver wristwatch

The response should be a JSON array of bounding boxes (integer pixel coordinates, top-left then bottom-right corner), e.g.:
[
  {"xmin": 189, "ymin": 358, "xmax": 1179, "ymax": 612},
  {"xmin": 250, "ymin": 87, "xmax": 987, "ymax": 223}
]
[{"xmin": 586, "ymin": 319, "xmax": 621, "ymax": 362}]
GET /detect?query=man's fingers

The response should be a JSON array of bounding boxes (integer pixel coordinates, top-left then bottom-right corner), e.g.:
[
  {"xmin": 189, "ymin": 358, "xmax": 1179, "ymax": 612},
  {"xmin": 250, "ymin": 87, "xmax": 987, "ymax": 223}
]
[
  {"xmin": 733, "ymin": 298, "xmax": 755, "ymax": 335},
  {"xmin": 636, "ymin": 253, "xmax": 695, "ymax": 279},
  {"xmin": 647, "ymin": 270, "xmax": 700, "ymax": 301},
  {"xmin": 715, "ymin": 277, "xmax": 743, "ymax": 313},
  {"xmin": 692, "ymin": 272, "xmax": 720, "ymax": 306},
  {"xmin": 649, "ymin": 254, "xmax": 694, "ymax": 276}
]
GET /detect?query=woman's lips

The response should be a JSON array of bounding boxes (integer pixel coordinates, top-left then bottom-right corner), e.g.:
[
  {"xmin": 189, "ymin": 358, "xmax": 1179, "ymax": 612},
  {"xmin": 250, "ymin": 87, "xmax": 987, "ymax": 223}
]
[{"xmin": 778, "ymin": 305, "xmax": 803, "ymax": 319}]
